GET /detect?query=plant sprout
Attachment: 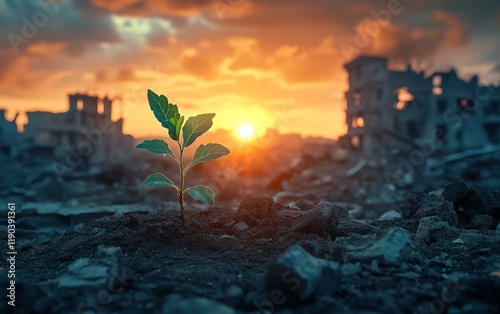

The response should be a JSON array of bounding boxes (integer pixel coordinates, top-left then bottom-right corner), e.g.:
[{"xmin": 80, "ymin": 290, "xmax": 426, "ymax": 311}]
[{"xmin": 136, "ymin": 89, "xmax": 230, "ymax": 225}]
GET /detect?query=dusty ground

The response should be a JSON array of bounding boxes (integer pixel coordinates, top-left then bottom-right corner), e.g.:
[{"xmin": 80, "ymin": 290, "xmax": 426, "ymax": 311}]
[{"xmin": 5, "ymin": 183, "xmax": 500, "ymax": 314}]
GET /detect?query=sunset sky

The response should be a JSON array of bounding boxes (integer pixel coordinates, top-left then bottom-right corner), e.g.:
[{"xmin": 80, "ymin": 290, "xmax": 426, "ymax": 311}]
[{"xmin": 1, "ymin": 0, "xmax": 499, "ymax": 139}]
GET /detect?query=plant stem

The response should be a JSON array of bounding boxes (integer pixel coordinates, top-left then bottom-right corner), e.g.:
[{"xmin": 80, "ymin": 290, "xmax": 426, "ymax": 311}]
[{"xmin": 178, "ymin": 143, "xmax": 185, "ymax": 226}]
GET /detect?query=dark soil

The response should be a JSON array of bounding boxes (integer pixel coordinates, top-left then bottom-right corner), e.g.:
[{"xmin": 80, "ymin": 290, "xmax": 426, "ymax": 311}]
[{"xmin": 8, "ymin": 194, "xmax": 500, "ymax": 314}]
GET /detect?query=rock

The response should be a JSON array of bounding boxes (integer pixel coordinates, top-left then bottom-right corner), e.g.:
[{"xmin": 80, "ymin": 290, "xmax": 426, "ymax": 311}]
[
  {"xmin": 466, "ymin": 214, "xmax": 494, "ymax": 230},
  {"xmin": 441, "ymin": 176, "xmax": 469, "ymax": 207},
  {"xmin": 221, "ymin": 284, "xmax": 245, "ymax": 307},
  {"xmin": 236, "ymin": 193, "xmax": 287, "ymax": 226},
  {"xmin": 276, "ymin": 210, "xmax": 305, "ymax": 219},
  {"xmin": 233, "ymin": 221, "xmax": 249, "ymax": 232},
  {"xmin": 163, "ymin": 296, "xmax": 236, "ymax": 314},
  {"xmin": 414, "ymin": 194, "xmax": 458, "ymax": 227},
  {"xmin": 460, "ymin": 186, "xmax": 500, "ymax": 217},
  {"xmin": 399, "ymin": 191, "xmax": 428, "ymax": 218},
  {"xmin": 370, "ymin": 260, "xmax": 381, "ymax": 275},
  {"xmin": 290, "ymin": 202, "xmax": 339, "ymax": 238},
  {"xmin": 57, "ymin": 246, "xmax": 126, "ymax": 290},
  {"xmin": 452, "ymin": 238, "xmax": 465, "ymax": 245},
  {"xmin": 266, "ymin": 245, "xmax": 341, "ymax": 303},
  {"xmin": 341, "ymin": 263, "xmax": 361, "ymax": 276},
  {"xmin": 343, "ymin": 227, "xmax": 412, "ymax": 266},
  {"xmin": 327, "ymin": 202, "xmax": 350, "ymax": 219},
  {"xmin": 333, "ymin": 218, "xmax": 377, "ymax": 237},
  {"xmin": 415, "ymin": 216, "xmax": 450, "ymax": 246},
  {"xmin": 378, "ymin": 210, "xmax": 402, "ymax": 221}
]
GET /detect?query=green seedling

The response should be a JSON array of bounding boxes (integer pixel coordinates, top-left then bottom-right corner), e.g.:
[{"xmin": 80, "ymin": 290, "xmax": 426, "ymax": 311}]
[{"xmin": 136, "ymin": 89, "xmax": 230, "ymax": 225}]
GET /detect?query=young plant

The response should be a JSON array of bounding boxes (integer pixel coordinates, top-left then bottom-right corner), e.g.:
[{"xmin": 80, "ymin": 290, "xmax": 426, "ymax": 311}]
[{"xmin": 136, "ymin": 89, "xmax": 230, "ymax": 226}]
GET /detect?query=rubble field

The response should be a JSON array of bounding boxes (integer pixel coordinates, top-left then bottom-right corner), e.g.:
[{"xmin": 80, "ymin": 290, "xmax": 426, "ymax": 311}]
[{"xmin": 5, "ymin": 177, "xmax": 500, "ymax": 314}]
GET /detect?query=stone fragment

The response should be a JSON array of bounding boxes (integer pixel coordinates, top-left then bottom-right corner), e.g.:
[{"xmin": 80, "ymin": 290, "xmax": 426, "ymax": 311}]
[
  {"xmin": 236, "ymin": 193, "xmax": 287, "ymax": 226},
  {"xmin": 441, "ymin": 176, "xmax": 469, "ymax": 207},
  {"xmin": 415, "ymin": 216, "xmax": 450, "ymax": 246},
  {"xmin": 399, "ymin": 191, "xmax": 428, "ymax": 218},
  {"xmin": 378, "ymin": 210, "xmax": 402, "ymax": 221},
  {"xmin": 414, "ymin": 194, "xmax": 458, "ymax": 227},
  {"xmin": 266, "ymin": 245, "xmax": 342, "ymax": 302},
  {"xmin": 291, "ymin": 202, "xmax": 340, "ymax": 238},
  {"xmin": 343, "ymin": 227, "xmax": 412, "ymax": 266},
  {"xmin": 57, "ymin": 246, "xmax": 125, "ymax": 290}
]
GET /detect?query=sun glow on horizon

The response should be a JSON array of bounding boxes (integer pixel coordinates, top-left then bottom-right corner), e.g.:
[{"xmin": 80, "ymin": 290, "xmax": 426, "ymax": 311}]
[{"xmin": 237, "ymin": 123, "xmax": 256, "ymax": 140}]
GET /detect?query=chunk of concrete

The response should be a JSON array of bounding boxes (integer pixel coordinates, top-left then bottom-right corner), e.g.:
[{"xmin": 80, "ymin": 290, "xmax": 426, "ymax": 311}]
[
  {"xmin": 58, "ymin": 246, "xmax": 125, "ymax": 290},
  {"xmin": 414, "ymin": 195, "xmax": 458, "ymax": 227},
  {"xmin": 378, "ymin": 210, "xmax": 402, "ymax": 221},
  {"xmin": 415, "ymin": 216, "xmax": 450, "ymax": 247},
  {"xmin": 441, "ymin": 176, "xmax": 469, "ymax": 207},
  {"xmin": 266, "ymin": 245, "xmax": 342, "ymax": 302},
  {"xmin": 291, "ymin": 202, "xmax": 340, "ymax": 238},
  {"xmin": 236, "ymin": 193, "xmax": 286, "ymax": 226},
  {"xmin": 343, "ymin": 227, "xmax": 412, "ymax": 267},
  {"xmin": 399, "ymin": 191, "xmax": 428, "ymax": 219}
]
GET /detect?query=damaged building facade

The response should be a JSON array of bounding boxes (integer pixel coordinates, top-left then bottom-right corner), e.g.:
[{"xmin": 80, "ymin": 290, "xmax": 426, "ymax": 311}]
[
  {"xmin": 343, "ymin": 56, "xmax": 500, "ymax": 154},
  {"xmin": 0, "ymin": 110, "xmax": 20, "ymax": 156},
  {"xmin": 15, "ymin": 93, "xmax": 134, "ymax": 172}
]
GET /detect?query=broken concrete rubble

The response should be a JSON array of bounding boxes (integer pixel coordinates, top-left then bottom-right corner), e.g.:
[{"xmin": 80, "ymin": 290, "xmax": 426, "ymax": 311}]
[
  {"xmin": 378, "ymin": 209, "xmax": 402, "ymax": 221},
  {"xmin": 58, "ymin": 246, "xmax": 125, "ymax": 290},
  {"xmin": 399, "ymin": 176, "xmax": 500, "ymax": 231},
  {"xmin": 12, "ymin": 176, "xmax": 500, "ymax": 313},
  {"xmin": 290, "ymin": 201, "xmax": 340, "ymax": 238},
  {"xmin": 266, "ymin": 245, "xmax": 342, "ymax": 303},
  {"xmin": 414, "ymin": 194, "xmax": 458, "ymax": 227},
  {"xmin": 441, "ymin": 176, "xmax": 469, "ymax": 207},
  {"xmin": 415, "ymin": 216, "xmax": 452, "ymax": 249},
  {"xmin": 339, "ymin": 227, "xmax": 413, "ymax": 266},
  {"xmin": 235, "ymin": 193, "xmax": 288, "ymax": 226}
]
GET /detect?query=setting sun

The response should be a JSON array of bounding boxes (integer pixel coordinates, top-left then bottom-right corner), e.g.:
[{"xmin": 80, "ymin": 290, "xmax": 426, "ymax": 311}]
[{"xmin": 237, "ymin": 123, "xmax": 256, "ymax": 140}]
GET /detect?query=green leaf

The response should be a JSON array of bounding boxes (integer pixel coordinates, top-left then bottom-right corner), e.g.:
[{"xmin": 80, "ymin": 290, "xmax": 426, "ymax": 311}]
[
  {"xmin": 166, "ymin": 119, "xmax": 178, "ymax": 141},
  {"xmin": 185, "ymin": 185, "xmax": 215, "ymax": 206},
  {"xmin": 147, "ymin": 90, "xmax": 180, "ymax": 139},
  {"xmin": 143, "ymin": 173, "xmax": 176, "ymax": 188},
  {"xmin": 136, "ymin": 140, "xmax": 175, "ymax": 159},
  {"xmin": 176, "ymin": 116, "xmax": 184, "ymax": 139},
  {"xmin": 188, "ymin": 143, "xmax": 230, "ymax": 168},
  {"xmin": 182, "ymin": 113, "xmax": 215, "ymax": 147}
]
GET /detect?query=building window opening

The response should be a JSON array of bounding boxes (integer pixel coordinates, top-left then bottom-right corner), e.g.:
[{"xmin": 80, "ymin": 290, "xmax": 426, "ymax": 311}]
[
  {"xmin": 437, "ymin": 99, "xmax": 447, "ymax": 113},
  {"xmin": 433, "ymin": 75, "xmax": 443, "ymax": 95},
  {"xmin": 436, "ymin": 124, "xmax": 447, "ymax": 142},
  {"xmin": 353, "ymin": 91, "xmax": 361, "ymax": 106},
  {"xmin": 98, "ymin": 99, "xmax": 104, "ymax": 114},
  {"xmin": 395, "ymin": 87, "xmax": 414, "ymax": 110},
  {"xmin": 350, "ymin": 135, "xmax": 362, "ymax": 150},
  {"xmin": 484, "ymin": 123, "xmax": 500, "ymax": 144},
  {"xmin": 352, "ymin": 115, "xmax": 365, "ymax": 128},
  {"xmin": 457, "ymin": 98, "xmax": 477, "ymax": 115}
]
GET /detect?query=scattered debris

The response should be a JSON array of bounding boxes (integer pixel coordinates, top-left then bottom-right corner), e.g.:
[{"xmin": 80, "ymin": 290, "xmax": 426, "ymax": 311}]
[{"xmin": 266, "ymin": 245, "xmax": 342, "ymax": 303}]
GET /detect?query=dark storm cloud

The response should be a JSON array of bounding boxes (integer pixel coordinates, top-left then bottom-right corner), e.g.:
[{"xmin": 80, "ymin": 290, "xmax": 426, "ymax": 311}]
[
  {"xmin": 0, "ymin": 0, "xmax": 121, "ymax": 53},
  {"xmin": 88, "ymin": 0, "xmax": 214, "ymax": 16},
  {"xmin": 0, "ymin": 0, "xmax": 499, "ymax": 89}
]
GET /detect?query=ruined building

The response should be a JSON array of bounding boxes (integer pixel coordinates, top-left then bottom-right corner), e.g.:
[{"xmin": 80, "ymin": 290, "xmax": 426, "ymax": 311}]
[
  {"xmin": 17, "ymin": 93, "xmax": 134, "ymax": 171},
  {"xmin": 0, "ymin": 110, "xmax": 19, "ymax": 156},
  {"xmin": 343, "ymin": 56, "xmax": 500, "ymax": 154}
]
